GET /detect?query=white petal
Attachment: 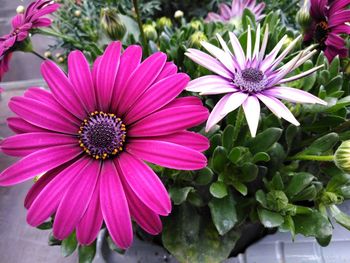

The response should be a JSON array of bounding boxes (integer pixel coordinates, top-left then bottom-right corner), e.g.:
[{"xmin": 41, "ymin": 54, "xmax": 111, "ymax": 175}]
[
  {"xmin": 278, "ymin": 65, "xmax": 324, "ymax": 84},
  {"xmin": 247, "ymin": 25, "xmax": 252, "ymax": 61},
  {"xmin": 242, "ymin": 95, "xmax": 260, "ymax": 137},
  {"xmin": 201, "ymin": 41, "xmax": 236, "ymax": 72},
  {"xmin": 229, "ymin": 32, "xmax": 246, "ymax": 69}
]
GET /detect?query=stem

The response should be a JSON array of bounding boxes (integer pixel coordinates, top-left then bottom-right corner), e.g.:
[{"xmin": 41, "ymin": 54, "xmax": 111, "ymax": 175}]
[
  {"xmin": 132, "ymin": 0, "xmax": 149, "ymax": 56},
  {"xmin": 31, "ymin": 50, "xmax": 46, "ymax": 60},
  {"xmin": 288, "ymin": 155, "xmax": 334, "ymax": 162},
  {"xmin": 232, "ymin": 106, "xmax": 244, "ymax": 146}
]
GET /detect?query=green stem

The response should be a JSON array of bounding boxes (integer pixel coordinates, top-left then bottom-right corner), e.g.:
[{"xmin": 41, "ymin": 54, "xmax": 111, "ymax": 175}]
[
  {"xmin": 232, "ymin": 107, "xmax": 244, "ymax": 146},
  {"xmin": 132, "ymin": 0, "xmax": 149, "ymax": 56},
  {"xmin": 31, "ymin": 50, "xmax": 46, "ymax": 61},
  {"xmin": 288, "ymin": 155, "xmax": 334, "ymax": 162}
]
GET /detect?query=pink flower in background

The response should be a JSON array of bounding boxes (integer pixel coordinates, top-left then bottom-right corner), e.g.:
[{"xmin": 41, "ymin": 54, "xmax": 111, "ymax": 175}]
[
  {"xmin": 206, "ymin": 0, "xmax": 265, "ymax": 23},
  {"xmin": 0, "ymin": 42, "xmax": 209, "ymax": 248},
  {"xmin": 186, "ymin": 25, "xmax": 327, "ymax": 137},
  {"xmin": 0, "ymin": 53, "xmax": 12, "ymax": 81},
  {"xmin": 0, "ymin": 0, "xmax": 59, "ymax": 66},
  {"xmin": 304, "ymin": 0, "xmax": 350, "ymax": 62}
]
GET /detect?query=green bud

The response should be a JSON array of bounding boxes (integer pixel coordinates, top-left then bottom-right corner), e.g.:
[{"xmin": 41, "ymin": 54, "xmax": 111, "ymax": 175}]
[
  {"xmin": 190, "ymin": 20, "xmax": 202, "ymax": 31},
  {"xmin": 157, "ymin": 17, "xmax": 172, "ymax": 30},
  {"xmin": 335, "ymin": 140, "xmax": 350, "ymax": 173},
  {"xmin": 321, "ymin": 191, "xmax": 344, "ymax": 205},
  {"xmin": 296, "ymin": 0, "xmax": 312, "ymax": 31},
  {"xmin": 100, "ymin": 8, "xmax": 126, "ymax": 40},
  {"xmin": 15, "ymin": 37, "xmax": 33, "ymax": 53},
  {"xmin": 174, "ymin": 10, "xmax": 184, "ymax": 19},
  {"xmin": 266, "ymin": 190, "xmax": 289, "ymax": 212},
  {"xmin": 188, "ymin": 31, "xmax": 207, "ymax": 48},
  {"xmin": 143, "ymin": 24, "xmax": 158, "ymax": 41}
]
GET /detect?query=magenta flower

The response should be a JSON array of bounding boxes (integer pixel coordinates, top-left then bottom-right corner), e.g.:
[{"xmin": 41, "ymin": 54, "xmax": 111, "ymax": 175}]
[
  {"xmin": 304, "ymin": 0, "xmax": 350, "ymax": 62},
  {"xmin": 206, "ymin": 0, "xmax": 265, "ymax": 23},
  {"xmin": 0, "ymin": 42, "xmax": 209, "ymax": 248},
  {"xmin": 186, "ymin": 25, "xmax": 327, "ymax": 137},
  {"xmin": 0, "ymin": 0, "xmax": 59, "ymax": 57},
  {"xmin": 0, "ymin": 53, "xmax": 12, "ymax": 81}
]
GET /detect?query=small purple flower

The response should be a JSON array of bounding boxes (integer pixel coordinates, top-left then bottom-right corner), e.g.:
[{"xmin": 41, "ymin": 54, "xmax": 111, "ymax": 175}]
[
  {"xmin": 304, "ymin": 0, "xmax": 350, "ymax": 62},
  {"xmin": 186, "ymin": 25, "xmax": 327, "ymax": 137},
  {"xmin": 206, "ymin": 0, "xmax": 265, "ymax": 23},
  {"xmin": 0, "ymin": 0, "xmax": 59, "ymax": 57}
]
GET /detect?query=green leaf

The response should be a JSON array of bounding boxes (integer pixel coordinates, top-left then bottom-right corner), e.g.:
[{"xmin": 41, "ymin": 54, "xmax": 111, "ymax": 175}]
[
  {"xmin": 195, "ymin": 167, "xmax": 214, "ymax": 185},
  {"xmin": 257, "ymin": 208, "xmax": 284, "ymax": 228},
  {"xmin": 210, "ymin": 182, "xmax": 228, "ymax": 198},
  {"xmin": 231, "ymin": 180, "xmax": 248, "ymax": 196},
  {"xmin": 222, "ymin": 125, "xmax": 234, "ymax": 150},
  {"xmin": 209, "ymin": 193, "xmax": 238, "ymax": 235},
  {"xmin": 327, "ymin": 96, "xmax": 350, "ymax": 113},
  {"xmin": 292, "ymin": 185, "xmax": 317, "ymax": 201},
  {"xmin": 329, "ymin": 56, "xmax": 340, "ymax": 78},
  {"xmin": 253, "ymin": 152, "xmax": 270, "ymax": 163},
  {"xmin": 266, "ymin": 190, "xmax": 289, "ymax": 212},
  {"xmin": 294, "ymin": 210, "xmax": 332, "ymax": 246},
  {"xmin": 246, "ymin": 128, "xmax": 282, "ymax": 154},
  {"xmin": 162, "ymin": 204, "xmax": 240, "ymax": 263},
  {"xmin": 61, "ymin": 232, "xmax": 77, "ymax": 257},
  {"xmin": 37, "ymin": 221, "xmax": 53, "ymax": 230},
  {"xmin": 326, "ymin": 172, "xmax": 350, "ymax": 192},
  {"xmin": 212, "ymin": 146, "xmax": 228, "ymax": 173},
  {"xmin": 48, "ymin": 232, "xmax": 61, "ymax": 246},
  {"xmin": 301, "ymin": 60, "xmax": 317, "ymax": 91},
  {"xmin": 78, "ymin": 243, "xmax": 96, "ymax": 263},
  {"xmin": 279, "ymin": 215, "xmax": 295, "ymax": 240},
  {"xmin": 187, "ymin": 191, "xmax": 205, "ymax": 207},
  {"xmin": 298, "ymin": 133, "xmax": 339, "ymax": 156},
  {"xmin": 329, "ymin": 205, "xmax": 350, "ymax": 231},
  {"xmin": 269, "ymin": 174, "xmax": 284, "ymax": 191},
  {"xmin": 240, "ymin": 163, "xmax": 259, "ymax": 182},
  {"xmin": 228, "ymin": 147, "xmax": 252, "ymax": 165},
  {"xmin": 255, "ymin": 190, "xmax": 267, "ymax": 208},
  {"xmin": 169, "ymin": 187, "xmax": 194, "ymax": 205},
  {"xmin": 107, "ymin": 236, "xmax": 125, "ymax": 254},
  {"xmin": 285, "ymin": 172, "xmax": 315, "ymax": 198}
]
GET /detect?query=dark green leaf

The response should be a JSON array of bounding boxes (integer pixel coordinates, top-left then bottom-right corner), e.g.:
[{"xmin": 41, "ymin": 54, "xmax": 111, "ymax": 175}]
[
  {"xmin": 48, "ymin": 232, "xmax": 61, "ymax": 246},
  {"xmin": 222, "ymin": 125, "xmax": 234, "ymax": 150},
  {"xmin": 212, "ymin": 146, "xmax": 228, "ymax": 173},
  {"xmin": 231, "ymin": 180, "xmax": 248, "ymax": 196},
  {"xmin": 209, "ymin": 193, "xmax": 238, "ymax": 235},
  {"xmin": 169, "ymin": 187, "xmax": 194, "ymax": 205},
  {"xmin": 78, "ymin": 243, "xmax": 96, "ymax": 263},
  {"xmin": 257, "ymin": 208, "xmax": 284, "ymax": 228},
  {"xmin": 285, "ymin": 172, "xmax": 314, "ymax": 198},
  {"xmin": 37, "ymin": 221, "xmax": 53, "ymax": 230},
  {"xmin": 107, "ymin": 236, "xmax": 125, "ymax": 254},
  {"xmin": 298, "ymin": 133, "xmax": 339, "ymax": 156},
  {"xmin": 61, "ymin": 232, "xmax": 77, "ymax": 257},
  {"xmin": 279, "ymin": 215, "xmax": 295, "ymax": 240},
  {"xmin": 330, "ymin": 205, "xmax": 350, "ymax": 231},
  {"xmin": 246, "ymin": 128, "xmax": 282, "ymax": 154},
  {"xmin": 252, "ymin": 152, "xmax": 270, "ymax": 163},
  {"xmin": 195, "ymin": 167, "xmax": 214, "ymax": 185},
  {"xmin": 255, "ymin": 190, "xmax": 267, "ymax": 208}
]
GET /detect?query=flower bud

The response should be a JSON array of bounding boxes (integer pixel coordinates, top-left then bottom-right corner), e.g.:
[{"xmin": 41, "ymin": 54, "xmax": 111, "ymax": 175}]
[
  {"xmin": 266, "ymin": 190, "xmax": 289, "ymax": 212},
  {"xmin": 296, "ymin": 0, "xmax": 312, "ymax": 31},
  {"xmin": 190, "ymin": 20, "xmax": 202, "ymax": 31},
  {"xmin": 188, "ymin": 31, "xmax": 207, "ymax": 48},
  {"xmin": 157, "ymin": 17, "xmax": 172, "ymax": 30},
  {"xmin": 174, "ymin": 10, "xmax": 184, "ymax": 19},
  {"xmin": 335, "ymin": 140, "xmax": 350, "ymax": 173},
  {"xmin": 74, "ymin": 10, "xmax": 81, "ymax": 17},
  {"xmin": 320, "ymin": 191, "xmax": 343, "ymax": 205},
  {"xmin": 100, "ymin": 8, "xmax": 126, "ymax": 40},
  {"xmin": 44, "ymin": 51, "xmax": 52, "ymax": 58},
  {"xmin": 143, "ymin": 24, "xmax": 158, "ymax": 41},
  {"xmin": 16, "ymin": 5, "xmax": 25, "ymax": 14}
]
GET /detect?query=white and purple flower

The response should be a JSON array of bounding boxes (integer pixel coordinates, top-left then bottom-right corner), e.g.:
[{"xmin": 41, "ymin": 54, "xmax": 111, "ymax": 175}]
[{"xmin": 186, "ymin": 25, "xmax": 327, "ymax": 137}]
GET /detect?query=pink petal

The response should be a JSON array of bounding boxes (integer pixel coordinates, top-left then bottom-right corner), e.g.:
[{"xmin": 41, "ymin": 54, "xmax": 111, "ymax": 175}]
[
  {"xmin": 122, "ymin": 178, "xmax": 162, "ymax": 235},
  {"xmin": 329, "ymin": 10, "xmax": 350, "ymax": 27},
  {"xmin": 154, "ymin": 62, "xmax": 178, "ymax": 82},
  {"xmin": 185, "ymin": 49, "xmax": 233, "ymax": 79},
  {"xmin": 128, "ymin": 105, "xmax": 208, "ymax": 137},
  {"xmin": 126, "ymin": 139, "xmax": 207, "ymax": 170},
  {"xmin": 201, "ymin": 41, "xmax": 236, "ymax": 72},
  {"xmin": 242, "ymin": 95, "xmax": 260, "ymax": 137},
  {"xmin": 0, "ymin": 145, "xmax": 82, "ymax": 186},
  {"xmin": 100, "ymin": 160, "xmax": 133, "ymax": 249},
  {"xmin": 53, "ymin": 160, "xmax": 99, "ymax": 240},
  {"xmin": 68, "ymin": 50, "xmax": 96, "ymax": 113},
  {"xmin": 206, "ymin": 92, "xmax": 248, "ymax": 132},
  {"xmin": 110, "ymin": 45, "xmax": 142, "ymax": 114},
  {"xmin": 124, "ymin": 73, "xmax": 190, "ymax": 124},
  {"xmin": 27, "ymin": 157, "xmax": 90, "ymax": 226},
  {"xmin": 256, "ymin": 93, "xmax": 300, "ymax": 126},
  {"xmin": 264, "ymin": 86, "xmax": 327, "ymax": 105},
  {"xmin": 146, "ymin": 131, "xmax": 209, "ymax": 152},
  {"xmin": 9, "ymin": 97, "xmax": 78, "ymax": 134},
  {"xmin": 7, "ymin": 117, "xmax": 47, "ymax": 134},
  {"xmin": 164, "ymin": 96, "xmax": 203, "ymax": 108},
  {"xmin": 41, "ymin": 60, "xmax": 86, "ymax": 119},
  {"xmin": 76, "ymin": 179, "xmax": 103, "ymax": 245},
  {"xmin": 1, "ymin": 132, "xmax": 77, "ymax": 157},
  {"xmin": 116, "ymin": 152, "xmax": 171, "ymax": 215},
  {"xmin": 117, "ymin": 52, "xmax": 167, "ymax": 115},
  {"xmin": 94, "ymin": 42, "xmax": 121, "ymax": 111},
  {"xmin": 11, "ymin": 14, "xmax": 24, "ymax": 28}
]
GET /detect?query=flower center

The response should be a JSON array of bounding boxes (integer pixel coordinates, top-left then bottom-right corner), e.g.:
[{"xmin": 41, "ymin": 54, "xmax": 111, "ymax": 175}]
[
  {"xmin": 314, "ymin": 21, "xmax": 329, "ymax": 49},
  {"xmin": 78, "ymin": 111, "xmax": 126, "ymax": 160},
  {"xmin": 234, "ymin": 68, "xmax": 267, "ymax": 93}
]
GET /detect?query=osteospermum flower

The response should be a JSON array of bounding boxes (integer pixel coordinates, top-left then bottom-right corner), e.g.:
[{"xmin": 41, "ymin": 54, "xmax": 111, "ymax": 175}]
[
  {"xmin": 304, "ymin": 0, "xmax": 350, "ymax": 61},
  {"xmin": 0, "ymin": 0, "xmax": 59, "ymax": 75},
  {"xmin": 186, "ymin": 25, "xmax": 327, "ymax": 137},
  {"xmin": 0, "ymin": 53, "xmax": 12, "ymax": 81},
  {"xmin": 205, "ymin": 0, "xmax": 265, "ymax": 23},
  {"xmin": 0, "ymin": 42, "xmax": 209, "ymax": 248}
]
